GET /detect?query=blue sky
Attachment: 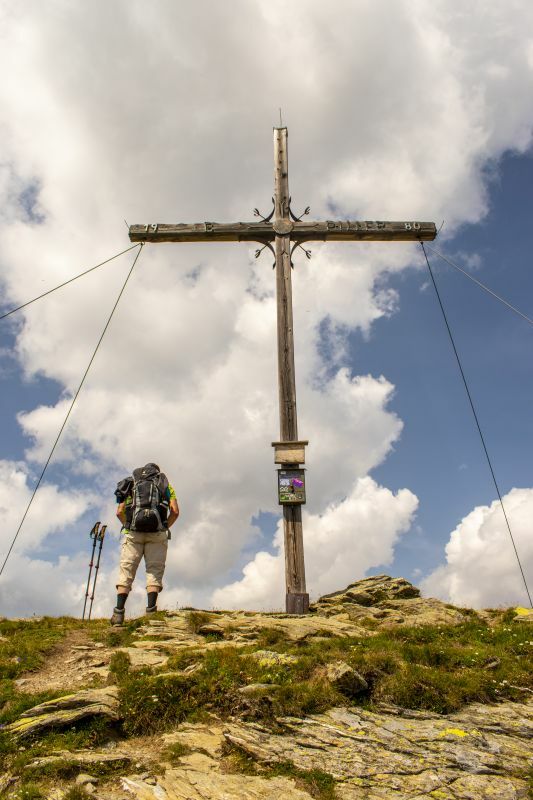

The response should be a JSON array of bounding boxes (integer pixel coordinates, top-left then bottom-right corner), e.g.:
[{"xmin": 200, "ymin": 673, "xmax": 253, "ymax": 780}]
[
  {"xmin": 368, "ymin": 150, "xmax": 533, "ymax": 586},
  {"xmin": 1, "ymin": 1, "xmax": 533, "ymax": 616}
]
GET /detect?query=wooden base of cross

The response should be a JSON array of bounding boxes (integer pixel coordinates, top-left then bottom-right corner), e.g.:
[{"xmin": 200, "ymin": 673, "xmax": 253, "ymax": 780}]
[
  {"xmin": 287, "ymin": 593, "xmax": 309, "ymax": 615},
  {"xmin": 284, "ymin": 506, "xmax": 309, "ymax": 614},
  {"xmin": 129, "ymin": 126, "xmax": 436, "ymax": 615}
]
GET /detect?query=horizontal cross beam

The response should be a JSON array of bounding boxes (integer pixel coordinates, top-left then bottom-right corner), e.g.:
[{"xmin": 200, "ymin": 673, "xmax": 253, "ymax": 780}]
[{"xmin": 129, "ymin": 220, "xmax": 437, "ymax": 244}]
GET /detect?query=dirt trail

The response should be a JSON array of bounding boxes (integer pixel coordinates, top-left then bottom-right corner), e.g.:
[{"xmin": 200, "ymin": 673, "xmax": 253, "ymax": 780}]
[{"xmin": 15, "ymin": 629, "xmax": 112, "ymax": 694}]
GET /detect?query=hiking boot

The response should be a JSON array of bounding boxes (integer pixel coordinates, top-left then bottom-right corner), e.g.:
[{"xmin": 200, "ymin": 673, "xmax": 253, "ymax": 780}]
[
  {"xmin": 110, "ymin": 607, "xmax": 125, "ymax": 626},
  {"xmin": 145, "ymin": 605, "xmax": 157, "ymax": 615}
]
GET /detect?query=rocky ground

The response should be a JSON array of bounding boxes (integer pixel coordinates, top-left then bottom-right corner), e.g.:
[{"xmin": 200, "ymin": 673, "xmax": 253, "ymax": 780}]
[{"xmin": 1, "ymin": 575, "xmax": 532, "ymax": 799}]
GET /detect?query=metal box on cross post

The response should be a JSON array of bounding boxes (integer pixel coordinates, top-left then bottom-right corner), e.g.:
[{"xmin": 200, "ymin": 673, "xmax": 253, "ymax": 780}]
[{"xmin": 272, "ymin": 441, "xmax": 308, "ymax": 505}]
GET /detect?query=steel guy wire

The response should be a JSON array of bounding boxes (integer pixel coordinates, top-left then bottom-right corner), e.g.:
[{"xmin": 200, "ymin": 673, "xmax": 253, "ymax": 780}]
[
  {"xmin": 0, "ymin": 243, "xmax": 141, "ymax": 321},
  {"xmin": 421, "ymin": 242, "xmax": 532, "ymax": 608},
  {"xmin": 0, "ymin": 243, "xmax": 145, "ymax": 579},
  {"xmin": 425, "ymin": 243, "xmax": 533, "ymax": 327}
]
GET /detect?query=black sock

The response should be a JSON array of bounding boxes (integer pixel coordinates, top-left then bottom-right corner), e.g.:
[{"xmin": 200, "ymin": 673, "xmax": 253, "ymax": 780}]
[
  {"xmin": 147, "ymin": 591, "xmax": 158, "ymax": 608},
  {"xmin": 116, "ymin": 593, "xmax": 127, "ymax": 610}
]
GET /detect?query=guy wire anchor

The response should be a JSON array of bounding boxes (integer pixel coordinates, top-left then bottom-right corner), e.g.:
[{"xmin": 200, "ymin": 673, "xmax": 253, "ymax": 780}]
[{"xmin": 82, "ymin": 522, "xmax": 107, "ymax": 621}]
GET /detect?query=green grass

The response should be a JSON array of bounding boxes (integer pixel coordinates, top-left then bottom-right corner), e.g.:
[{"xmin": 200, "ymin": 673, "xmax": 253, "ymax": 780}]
[
  {"xmin": 118, "ymin": 647, "xmax": 245, "ymax": 735},
  {"xmin": 91, "ymin": 617, "xmax": 144, "ymax": 648},
  {"xmin": 63, "ymin": 788, "xmax": 91, "ymax": 800},
  {"xmin": 221, "ymin": 740, "xmax": 258, "ymax": 775},
  {"xmin": 113, "ymin": 619, "xmax": 533, "ymax": 735},
  {"xmin": 0, "ymin": 722, "xmax": 121, "ymax": 799},
  {"xmin": 24, "ymin": 717, "xmax": 114, "ymax": 752},
  {"xmin": 23, "ymin": 753, "xmax": 130, "ymax": 780},
  {"xmin": 0, "ymin": 683, "xmax": 64, "ymax": 726},
  {"xmin": 2, "ymin": 781, "xmax": 91, "ymax": 800},
  {"xmin": 0, "ymin": 730, "xmax": 19, "ymax": 772},
  {"xmin": 162, "ymin": 741, "xmax": 193, "ymax": 764},
  {"xmin": 164, "ymin": 649, "xmax": 202, "ymax": 672},
  {"xmin": 186, "ymin": 610, "xmax": 214, "ymax": 634},
  {"xmin": 0, "ymin": 712, "xmax": 118, "ymax": 777},
  {"xmin": 108, "ymin": 649, "xmax": 132, "ymax": 682},
  {"xmin": 255, "ymin": 627, "xmax": 287, "ymax": 647},
  {"xmin": 267, "ymin": 761, "xmax": 337, "ymax": 800},
  {"xmin": 0, "ymin": 617, "xmax": 81, "ymax": 680},
  {"xmin": 22, "ymin": 758, "xmax": 88, "ymax": 781},
  {"xmin": 118, "ymin": 646, "xmax": 341, "ymax": 735},
  {"xmin": 281, "ymin": 619, "xmax": 533, "ymax": 714},
  {"xmin": 7, "ymin": 783, "xmax": 46, "ymax": 799}
]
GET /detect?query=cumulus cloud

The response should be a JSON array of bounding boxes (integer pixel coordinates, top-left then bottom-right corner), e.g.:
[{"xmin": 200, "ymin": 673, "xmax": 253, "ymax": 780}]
[
  {"xmin": 0, "ymin": 460, "xmax": 94, "ymax": 551},
  {"xmin": 213, "ymin": 477, "xmax": 418, "ymax": 609},
  {"xmin": 0, "ymin": 460, "xmax": 97, "ymax": 616},
  {"xmin": 1, "ymin": 1, "xmax": 533, "ymax": 613},
  {"xmin": 421, "ymin": 488, "xmax": 533, "ymax": 609}
]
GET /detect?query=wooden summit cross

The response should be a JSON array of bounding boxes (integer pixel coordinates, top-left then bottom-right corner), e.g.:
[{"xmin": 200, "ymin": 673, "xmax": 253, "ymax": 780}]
[{"xmin": 129, "ymin": 127, "xmax": 436, "ymax": 615}]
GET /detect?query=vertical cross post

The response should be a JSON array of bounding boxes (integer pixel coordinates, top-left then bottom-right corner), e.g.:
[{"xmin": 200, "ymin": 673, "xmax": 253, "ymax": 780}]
[{"xmin": 273, "ymin": 128, "xmax": 309, "ymax": 615}]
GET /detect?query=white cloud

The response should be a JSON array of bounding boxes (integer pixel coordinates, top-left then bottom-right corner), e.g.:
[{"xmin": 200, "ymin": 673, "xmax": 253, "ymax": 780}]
[
  {"xmin": 0, "ymin": 461, "xmax": 94, "ymax": 552},
  {"xmin": 1, "ymin": 2, "xmax": 533, "ymax": 613},
  {"xmin": 213, "ymin": 477, "xmax": 418, "ymax": 610},
  {"xmin": 421, "ymin": 488, "xmax": 533, "ymax": 609},
  {"xmin": 0, "ymin": 460, "xmax": 99, "ymax": 616}
]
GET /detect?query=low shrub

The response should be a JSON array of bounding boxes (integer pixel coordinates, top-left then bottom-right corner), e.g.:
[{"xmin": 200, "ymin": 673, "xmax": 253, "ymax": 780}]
[
  {"xmin": 96, "ymin": 618, "xmax": 144, "ymax": 648},
  {"xmin": 164, "ymin": 649, "xmax": 202, "ymax": 672},
  {"xmin": 267, "ymin": 761, "xmax": 337, "ymax": 800},
  {"xmin": 186, "ymin": 611, "xmax": 214, "ymax": 634},
  {"xmin": 273, "ymin": 679, "xmax": 342, "ymax": 718},
  {"xmin": 108, "ymin": 650, "xmax": 131, "ymax": 682},
  {"xmin": 63, "ymin": 788, "xmax": 91, "ymax": 800},
  {"xmin": 222, "ymin": 744, "xmax": 337, "ymax": 800},
  {"xmin": 162, "ymin": 741, "xmax": 193, "ymax": 764},
  {"xmin": 12, "ymin": 783, "xmax": 46, "ymax": 799},
  {"xmin": 256, "ymin": 627, "xmax": 287, "ymax": 647}
]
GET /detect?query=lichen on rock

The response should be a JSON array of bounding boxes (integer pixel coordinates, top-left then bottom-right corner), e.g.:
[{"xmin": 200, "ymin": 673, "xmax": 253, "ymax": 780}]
[{"xmin": 4, "ymin": 686, "xmax": 120, "ymax": 738}]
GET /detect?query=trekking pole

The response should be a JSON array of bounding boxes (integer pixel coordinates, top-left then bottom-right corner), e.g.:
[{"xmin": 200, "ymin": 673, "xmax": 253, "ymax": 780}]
[
  {"xmin": 82, "ymin": 522, "xmax": 101, "ymax": 620},
  {"xmin": 88, "ymin": 524, "xmax": 107, "ymax": 621}
]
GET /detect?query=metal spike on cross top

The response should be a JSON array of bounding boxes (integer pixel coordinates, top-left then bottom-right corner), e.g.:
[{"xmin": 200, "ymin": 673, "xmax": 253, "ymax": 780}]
[{"xmin": 129, "ymin": 127, "xmax": 437, "ymax": 614}]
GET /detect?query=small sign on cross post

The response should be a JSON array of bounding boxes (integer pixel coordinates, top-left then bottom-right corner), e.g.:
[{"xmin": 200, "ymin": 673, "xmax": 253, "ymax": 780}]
[{"xmin": 129, "ymin": 127, "xmax": 436, "ymax": 615}]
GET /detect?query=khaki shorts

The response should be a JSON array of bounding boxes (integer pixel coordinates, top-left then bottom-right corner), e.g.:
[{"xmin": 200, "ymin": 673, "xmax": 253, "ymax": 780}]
[{"xmin": 116, "ymin": 530, "xmax": 168, "ymax": 592}]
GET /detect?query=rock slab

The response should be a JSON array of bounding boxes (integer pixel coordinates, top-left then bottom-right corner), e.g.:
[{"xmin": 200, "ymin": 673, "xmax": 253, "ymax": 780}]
[
  {"xmin": 225, "ymin": 701, "xmax": 533, "ymax": 799},
  {"xmin": 4, "ymin": 686, "xmax": 120, "ymax": 738},
  {"xmin": 325, "ymin": 660, "xmax": 368, "ymax": 695}
]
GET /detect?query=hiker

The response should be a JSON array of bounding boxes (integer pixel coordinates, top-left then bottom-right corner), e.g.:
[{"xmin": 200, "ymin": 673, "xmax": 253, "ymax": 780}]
[{"xmin": 111, "ymin": 462, "xmax": 179, "ymax": 625}]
